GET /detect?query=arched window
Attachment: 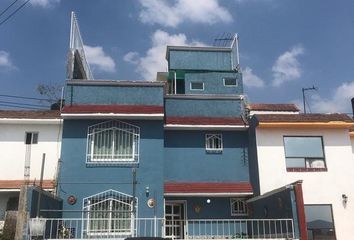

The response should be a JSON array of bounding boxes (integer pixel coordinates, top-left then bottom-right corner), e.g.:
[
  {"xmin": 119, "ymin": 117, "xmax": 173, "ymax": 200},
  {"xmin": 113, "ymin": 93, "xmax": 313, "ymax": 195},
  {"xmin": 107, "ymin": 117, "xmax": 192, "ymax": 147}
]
[
  {"xmin": 86, "ymin": 120, "xmax": 140, "ymax": 165},
  {"xmin": 230, "ymin": 198, "xmax": 247, "ymax": 216},
  {"xmin": 83, "ymin": 190, "xmax": 136, "ymax": 236}
]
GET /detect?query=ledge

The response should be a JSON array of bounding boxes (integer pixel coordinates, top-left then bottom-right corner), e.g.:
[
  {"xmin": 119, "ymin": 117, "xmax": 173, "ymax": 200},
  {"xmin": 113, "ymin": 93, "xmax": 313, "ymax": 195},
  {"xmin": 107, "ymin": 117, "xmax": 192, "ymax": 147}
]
[{"xmin": 286, "ymin": 168, "xmax": 327, "ymax": 172}]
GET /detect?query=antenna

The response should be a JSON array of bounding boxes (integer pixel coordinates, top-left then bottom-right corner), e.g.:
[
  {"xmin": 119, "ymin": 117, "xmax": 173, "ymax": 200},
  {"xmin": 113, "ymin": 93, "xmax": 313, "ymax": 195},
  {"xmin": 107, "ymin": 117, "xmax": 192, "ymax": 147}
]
[{"xmin": 302, "ymin": 86, "xmax": 317, "ymax": 114}]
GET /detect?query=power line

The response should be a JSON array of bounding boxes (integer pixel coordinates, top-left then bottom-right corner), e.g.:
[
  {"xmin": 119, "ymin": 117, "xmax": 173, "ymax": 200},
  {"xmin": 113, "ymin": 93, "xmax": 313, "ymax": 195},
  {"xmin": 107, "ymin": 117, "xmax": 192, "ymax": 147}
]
[
  {"xmin": 0, "ymin": 0, "xmax": 31, "ymax": 27},
  {"xmin": 0, "ymin": 94, "xmax": 53, "ymax": 101},
  {"xmin": 0, "ymin": 100, "xmax": 49, "ymax": 108},
  {"xmin": 0, "ymin": 0, "xmax": 19, "ymax": 18},
  {"xmin": 0, "ymin": 103, "xmax": 47, "ymax": 110}
]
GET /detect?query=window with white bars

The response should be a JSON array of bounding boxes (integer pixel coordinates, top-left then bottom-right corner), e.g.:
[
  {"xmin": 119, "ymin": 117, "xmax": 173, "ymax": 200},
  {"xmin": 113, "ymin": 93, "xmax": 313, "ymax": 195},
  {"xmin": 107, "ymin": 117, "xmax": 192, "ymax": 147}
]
[
  {"xmin": 83, "ymin": 190, "xmax": 135, "ymax": 236},
  {"xmin": 205, "ymin": 134, "xmax": 223, "ymax": 153},
  {"xmin": 230, "ymin": 198, "xmax": 247, "ymax": 216},
  {"xmin": 87, "ymin": 120, "xmax": 140, "ymax": 165}
]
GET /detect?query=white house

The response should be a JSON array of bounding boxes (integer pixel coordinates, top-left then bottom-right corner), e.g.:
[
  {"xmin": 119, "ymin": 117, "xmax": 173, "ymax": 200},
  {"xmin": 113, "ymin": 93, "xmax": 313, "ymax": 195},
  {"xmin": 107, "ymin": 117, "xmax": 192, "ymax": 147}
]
[
  {"xmin": 0, "ymin": 110, "xmax": 62, "ymax": 232},
  {"xmin": 248, "ymin": 108, "xmax": 354, "ymax": 240}
]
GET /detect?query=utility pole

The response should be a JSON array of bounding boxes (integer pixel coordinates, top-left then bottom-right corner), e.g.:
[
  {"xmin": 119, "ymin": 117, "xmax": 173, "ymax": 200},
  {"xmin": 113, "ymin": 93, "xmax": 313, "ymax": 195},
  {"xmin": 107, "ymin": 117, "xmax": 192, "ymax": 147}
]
[{"xmin": 302, "ymin": 86, "xmax": 317, "ymax": 114}]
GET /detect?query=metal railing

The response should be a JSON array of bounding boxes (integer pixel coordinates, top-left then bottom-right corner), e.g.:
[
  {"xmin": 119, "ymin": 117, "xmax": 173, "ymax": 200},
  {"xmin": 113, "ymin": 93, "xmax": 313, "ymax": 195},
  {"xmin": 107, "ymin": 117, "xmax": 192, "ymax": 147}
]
[{"xmin": 28, "ymin": 217, "xmax": 295, "ymax": 239}]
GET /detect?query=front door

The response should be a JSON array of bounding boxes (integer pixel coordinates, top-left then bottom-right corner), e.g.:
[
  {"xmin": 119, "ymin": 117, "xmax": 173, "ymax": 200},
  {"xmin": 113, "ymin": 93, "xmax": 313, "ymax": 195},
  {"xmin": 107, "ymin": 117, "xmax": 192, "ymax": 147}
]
[{"xmin": 165, "ymin": 202, "xmax": 185, "ymax": 239}]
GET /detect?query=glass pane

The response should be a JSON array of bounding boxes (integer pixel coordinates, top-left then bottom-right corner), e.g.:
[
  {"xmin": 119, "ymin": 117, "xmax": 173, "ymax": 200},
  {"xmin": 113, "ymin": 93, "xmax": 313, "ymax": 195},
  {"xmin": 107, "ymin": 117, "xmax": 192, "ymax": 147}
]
[
  {"xmin": 305, "ymin": 205, "xmax": 334, "ymax": 229},
  {"xmin": 191, "ymin": 82, "xmax": 204, "ymax": 90},
  {"xmin": 25, "ymin": 133, "xmax": 32, "ymax": 145},
  {"xmin": 286, "ymin": 158, "xmax": 306, "ymax": 168},
  {"xmin": 306, "ymin": 159, "xmax": 325, "ymax": 168},
  {"xmin": 32, "ymin": 133, "xmax": 38, "ymax": 144},
  {"xmin": 224, "ymin": 78, "xmax": 237, "ymax": 86},
  {"xmin": 284, "ymin": 137, "xmax": 324, "ymax": 158}
]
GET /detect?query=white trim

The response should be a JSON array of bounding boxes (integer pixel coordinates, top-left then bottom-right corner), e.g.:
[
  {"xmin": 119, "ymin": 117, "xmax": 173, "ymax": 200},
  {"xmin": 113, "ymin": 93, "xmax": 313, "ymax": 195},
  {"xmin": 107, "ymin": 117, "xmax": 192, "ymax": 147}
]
[
  {"xmin": 164, "ymin": 124, "xmax": 248, "ymax": 131},
  {"xmin": 190, "ymin": 82, "xmax": 204, "ymax": 91},
  {"xmin": 61, "ymin": 113, "xmax": 163, "ymax": 120},
  {"xmin": 0, "ymin": 119, "xmax": 62, "ymax": 124},
  {"xmin": 164, "ymin": 192, "xmax": 253, "ymax": 197},
  {"xmin": 0, "ymin": 189, "xmax": 21, "ymax": 192},
  {"xmin": 223, "ymin": 77, "xmax": 238, "ymax": 87},
  {"xmin": 230, "ymin": 198, "xmax": 248, "ymax": 216}
]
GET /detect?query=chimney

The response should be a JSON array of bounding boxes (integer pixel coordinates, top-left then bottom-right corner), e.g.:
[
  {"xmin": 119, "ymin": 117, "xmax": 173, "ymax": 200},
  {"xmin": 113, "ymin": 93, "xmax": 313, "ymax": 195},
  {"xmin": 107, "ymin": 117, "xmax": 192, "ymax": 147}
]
[{"xmin": 351, "ymin": 97, "xmax": 354, "ymax": 118}]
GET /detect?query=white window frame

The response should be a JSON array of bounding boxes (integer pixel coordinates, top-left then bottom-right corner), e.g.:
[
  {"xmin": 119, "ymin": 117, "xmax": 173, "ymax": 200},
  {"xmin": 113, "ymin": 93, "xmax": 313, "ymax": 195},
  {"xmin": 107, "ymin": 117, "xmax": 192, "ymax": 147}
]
[
  {"xmin": 205, "ymin": 134, "xmax": 223, "ymax": 153},
  {"xmin": 190, "ymin": 82, "xmax": 204, "ymax": 91},
  {"xmin": 223, "ymin": 77, "xmax": 238, "ymax": 87},
  {"xmin": 230, "ymin": 198, "xmax": 247, "ymax": 216},
  {"xmin": 86, "ymin": 120, "xmax": 140, "ymax": 165},
  {"xmin": 83, "ymin": 190, "xmax": 136, "ymax": 237},
  {"xmin": 25, "ymin": 132, "xmax": 39, "ymax": 145}
]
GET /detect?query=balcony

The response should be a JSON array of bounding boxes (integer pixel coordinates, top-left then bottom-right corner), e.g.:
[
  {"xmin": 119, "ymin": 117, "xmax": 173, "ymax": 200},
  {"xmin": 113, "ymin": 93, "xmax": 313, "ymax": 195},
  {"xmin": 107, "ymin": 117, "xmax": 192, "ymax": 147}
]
[{"xmin": 28, "ymin": 217, "xmax": 295, "ymax": 239}]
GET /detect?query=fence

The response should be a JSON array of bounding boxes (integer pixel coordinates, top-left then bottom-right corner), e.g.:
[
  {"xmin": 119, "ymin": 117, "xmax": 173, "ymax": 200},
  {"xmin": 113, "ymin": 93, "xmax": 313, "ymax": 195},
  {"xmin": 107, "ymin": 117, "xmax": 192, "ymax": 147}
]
[{"xmin": 28, "ymin": 217, "xmax": 295, "ymax": 239}]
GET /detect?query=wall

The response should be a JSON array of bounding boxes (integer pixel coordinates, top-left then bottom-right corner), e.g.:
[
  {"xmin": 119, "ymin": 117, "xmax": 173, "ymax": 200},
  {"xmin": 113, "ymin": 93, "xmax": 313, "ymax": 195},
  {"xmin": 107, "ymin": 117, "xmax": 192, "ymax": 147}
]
[
  {"xmin": 66, "ymin": 83, "xmax": 164, "ymax": 106},
  {"xmin": 165, "ymin": 98, "xmax": 242, "ymax": 117},
  {"xmin": 0, "ymin": 192, "xmax": 19, "ymax": 220},
  {"xmin": 164, "ymin": 130, "xmax": 249, "ymax": 182},
  {"xmin": 184, "ymin": 72, "xmax": 243, "ymax": 95},
  {"xmin": 58, "ymin": 119, "xmax": 165, "ymax": 219},
  {"xmin": 0, "ymin": 122, "xmax": 62, "ymax": 181},
  {"xmin": 169, "ymin": 50, "xmax": 232, "ymax": 71},
  {"xmin": 255, "ymin": 127, "xmax": 354, "ymax": 239},
  {"xmin": 27, "ymin": 186, "xmax": 62, "ymax": 218}
]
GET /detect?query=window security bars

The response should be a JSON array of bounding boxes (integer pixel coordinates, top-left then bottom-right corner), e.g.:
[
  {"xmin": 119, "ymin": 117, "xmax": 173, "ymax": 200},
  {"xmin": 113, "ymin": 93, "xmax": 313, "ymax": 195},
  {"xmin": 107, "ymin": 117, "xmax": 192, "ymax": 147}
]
[
  {"xmin": 86, "ymin": 120, "xmax": 140, "ymax": 165},
  {"xmin": 82, "ymin": 190, "xmax": 136, "ymax": 237},
  {"xmin": 206, "ymin": 134, "xmax": 223, "ymax": 153},
  {"xmin": 230, "ymin": 198, "xmax": 247, "ymax": 216}
]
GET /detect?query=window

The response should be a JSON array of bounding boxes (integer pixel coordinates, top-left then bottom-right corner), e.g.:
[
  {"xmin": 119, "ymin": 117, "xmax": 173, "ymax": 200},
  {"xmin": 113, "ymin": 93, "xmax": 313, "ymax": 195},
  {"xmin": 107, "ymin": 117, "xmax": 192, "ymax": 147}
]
[
  {"xmin": 25, "ymin": 132, "xmax": 38, "ymax": 145},
  {"xmin": 230, "ymin": 198, "xmax": 247, "ymax": 216},
  {"xmin": 283, "ymin": 136, "xmax": 326, "ymax": 170},
  {"xmin": 205, "ymin": 134, "xmax": 223, "ymax": 153},
  {"xmin": 305, "ymin": 205, "xmax": 336, "ymax": 240},
  {"xmin": 87, "ymin": 120, "xmax": 140, "ymax": 165},
  {"xmin": 223, "ymin": 77, "xmax": 237, "ymax": 87},
  {"xmin": 190, "ymin": 82, "xmax": 204, "ymax": 91},
  {"xmin": 83, "ymin": 190, "xmax": 135, "ymax": 236}
]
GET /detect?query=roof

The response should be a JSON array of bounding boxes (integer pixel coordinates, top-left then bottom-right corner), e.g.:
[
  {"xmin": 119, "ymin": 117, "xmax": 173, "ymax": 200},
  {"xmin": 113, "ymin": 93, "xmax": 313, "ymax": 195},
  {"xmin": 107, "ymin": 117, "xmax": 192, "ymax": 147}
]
[
  {"xmin": 165, "ymin": 117, "xmax": 246, "ymax": 125},
  {"xmin": 255, "ymin": 113, "xmax": 353, "ymax": 122},
  {"xmin": 248, "ymin": 103, "xmax": 299, "ymax": 112},
  {"xmin": 0, "ymin": 180, "xmax": 55, "ymax": 190},
  {"xmin": 0, "ymin": 110, "xmax": 60, "ymax": 119},
  {"xmin": 61, "ymin": 104, "xmax": 164, "ymax": 114},
  {"xmin": 164, "ymin": 182, "xmax": 253, "ymax": 196}
]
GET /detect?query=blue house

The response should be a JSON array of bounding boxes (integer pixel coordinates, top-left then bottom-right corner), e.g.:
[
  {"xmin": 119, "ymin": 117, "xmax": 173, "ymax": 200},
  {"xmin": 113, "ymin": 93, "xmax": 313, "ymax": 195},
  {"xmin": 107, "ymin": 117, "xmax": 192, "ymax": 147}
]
[{"xmin": 29, "ymin": 20, "xmax": 296, "ymax": 238}]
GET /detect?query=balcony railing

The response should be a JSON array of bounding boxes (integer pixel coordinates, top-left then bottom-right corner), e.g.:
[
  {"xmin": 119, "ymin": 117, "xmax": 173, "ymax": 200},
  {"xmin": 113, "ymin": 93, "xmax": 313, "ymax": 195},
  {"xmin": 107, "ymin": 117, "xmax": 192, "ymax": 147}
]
[{"xmin": 28, "ymin": 217, "xmax": 295, "ymax": 239}]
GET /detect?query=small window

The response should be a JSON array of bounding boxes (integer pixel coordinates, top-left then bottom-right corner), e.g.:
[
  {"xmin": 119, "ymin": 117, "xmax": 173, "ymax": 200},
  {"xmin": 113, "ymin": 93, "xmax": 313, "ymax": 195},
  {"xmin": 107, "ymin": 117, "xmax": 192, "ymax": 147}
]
[
  {"xmin": 230, "ymin": 198, "xmax": 247, "ymax": 216},
  {"xmin": 305, "ymin": 205, "xmax": 336, "ymax": 240},
  {"xmin": 25, "ymin": 132, "xmax": 38, "ymax": 145},
  {"xmin": 205, "ymin": 134, "xmax": 223, "ymax": 153},
  {"xmin": 223, "ymin": 77, "xmax": 237, "ymax": 87},
  {"xmin": 284, "ymin": 136, "xmax": 326, "ymax": 170},
  {"xmin": 190, "ymin": 82, "xmax": 204, "ymax": 91}
]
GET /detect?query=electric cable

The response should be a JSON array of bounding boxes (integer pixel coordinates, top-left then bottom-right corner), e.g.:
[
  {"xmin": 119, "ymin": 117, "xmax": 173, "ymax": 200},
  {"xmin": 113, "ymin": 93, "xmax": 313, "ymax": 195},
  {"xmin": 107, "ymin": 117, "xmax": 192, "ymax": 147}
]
[
  {"xmin": 0, "ymin": 0, "xmax": 31, "ymax": 27},
  {"xmin": 0, "ymin": 0, "xmax": 19, "ymax": 18}
]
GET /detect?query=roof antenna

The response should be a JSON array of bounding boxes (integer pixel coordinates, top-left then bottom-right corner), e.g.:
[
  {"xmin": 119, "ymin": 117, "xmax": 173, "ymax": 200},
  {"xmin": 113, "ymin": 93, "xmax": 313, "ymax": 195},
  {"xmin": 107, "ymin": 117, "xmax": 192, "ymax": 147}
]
[{"xmin": 302, "ymin": 86, "xmax": 317, "ymax": 114}]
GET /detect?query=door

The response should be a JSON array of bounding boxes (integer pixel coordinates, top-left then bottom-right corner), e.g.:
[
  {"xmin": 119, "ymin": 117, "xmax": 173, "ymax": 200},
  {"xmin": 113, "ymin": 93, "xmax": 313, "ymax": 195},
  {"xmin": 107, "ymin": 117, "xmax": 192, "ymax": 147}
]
[{"xmin": 165, "ymin": 202, "xmax": 185, "ymax": 239}]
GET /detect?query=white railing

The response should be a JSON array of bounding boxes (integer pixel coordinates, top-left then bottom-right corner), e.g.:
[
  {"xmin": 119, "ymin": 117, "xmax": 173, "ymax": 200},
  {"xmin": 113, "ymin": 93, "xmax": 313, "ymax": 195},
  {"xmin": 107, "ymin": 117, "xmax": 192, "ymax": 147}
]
[{"xmin": 28, "ymin": 218, "xmax": 295, "ymax": 239}]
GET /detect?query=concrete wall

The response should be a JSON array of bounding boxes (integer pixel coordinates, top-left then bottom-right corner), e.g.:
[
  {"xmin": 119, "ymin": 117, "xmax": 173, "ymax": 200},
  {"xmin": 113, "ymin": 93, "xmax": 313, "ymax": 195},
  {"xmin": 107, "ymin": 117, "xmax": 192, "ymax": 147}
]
[
  {"xmin": 0, "ymin": 192, "xmax": 19, "ymax": 220},
  {"xmin": 58, "ymin": 119, "xmax": 165, "ymax": 219},
  {"xmin": 165, "ymin": 98, "xmax": 242, "ymax": 117},
  {"xmin": 0, "ymin": 122, "xmax": 62, "ymax": 181},
  {"xmin": 255, "ymin": 127, "xmax": 354, "ymax": 240},
  {"xmin": 164, "ymin": 130, "xmax": 249, "ymax": 182},
  {"xmin": 169, "ymin": 50, "xmax": 232, "ymax": 71},
  {"xmin": 66, "ymin": 84, "xmax": 164, "ymax": 106},
  {"xmin": 184, "ymin": 72, "xmax": 243, "ymax": 95}
]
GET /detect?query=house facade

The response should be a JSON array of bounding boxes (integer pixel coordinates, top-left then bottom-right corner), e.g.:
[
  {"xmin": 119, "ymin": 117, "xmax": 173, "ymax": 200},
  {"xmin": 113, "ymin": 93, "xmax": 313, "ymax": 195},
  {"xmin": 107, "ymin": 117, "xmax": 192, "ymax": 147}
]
[
  {"xmin": 0, "ymin": 110, "xmax": 62, "ymax": 234},
  {"xmin": 247, "ymin": 107, "xmax": 354, "ymax": 240}
]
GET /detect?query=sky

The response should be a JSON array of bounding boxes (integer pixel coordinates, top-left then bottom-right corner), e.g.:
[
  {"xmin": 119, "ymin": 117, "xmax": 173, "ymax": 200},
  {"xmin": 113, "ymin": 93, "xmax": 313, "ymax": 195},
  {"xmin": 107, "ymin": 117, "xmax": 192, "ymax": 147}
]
[{"xmin": 1, "ymin": 0, "xmax": 354, "ymax": 114}]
